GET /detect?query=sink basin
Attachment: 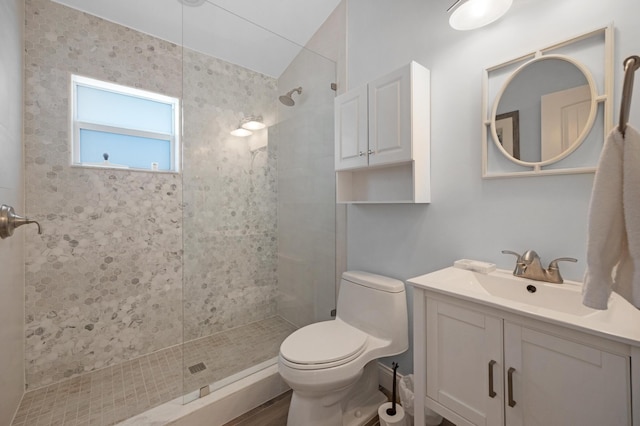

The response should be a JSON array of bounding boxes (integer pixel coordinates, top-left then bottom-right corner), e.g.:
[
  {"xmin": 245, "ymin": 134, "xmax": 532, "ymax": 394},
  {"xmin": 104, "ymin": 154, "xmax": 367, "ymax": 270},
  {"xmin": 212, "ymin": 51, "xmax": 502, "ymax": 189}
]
[
  {"xmin": 408, "ymin": 266, "xmax": 640, "ymax": 347},
  {"xmin": 472, "ymin": 272, "xmax": 597, "ymax": 317}
]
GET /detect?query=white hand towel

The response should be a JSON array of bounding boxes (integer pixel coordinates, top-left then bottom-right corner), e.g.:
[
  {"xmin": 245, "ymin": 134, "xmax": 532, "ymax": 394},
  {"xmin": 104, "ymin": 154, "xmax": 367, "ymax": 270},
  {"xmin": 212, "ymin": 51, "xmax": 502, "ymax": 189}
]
[
  {"xmin": 583, "ymin": 125, "xmax": 640, "ymax": 309},
  {"xmin": 623, "ymin": 125, "xmax": 640, "ymax": 308}
]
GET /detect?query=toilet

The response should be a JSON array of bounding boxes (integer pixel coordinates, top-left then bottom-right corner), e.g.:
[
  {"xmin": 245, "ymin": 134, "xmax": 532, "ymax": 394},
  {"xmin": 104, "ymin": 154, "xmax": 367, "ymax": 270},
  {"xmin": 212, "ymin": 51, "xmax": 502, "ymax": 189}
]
[{"xmin": 278, "ymin": 271, "xmax": 408, "ymax": 426}]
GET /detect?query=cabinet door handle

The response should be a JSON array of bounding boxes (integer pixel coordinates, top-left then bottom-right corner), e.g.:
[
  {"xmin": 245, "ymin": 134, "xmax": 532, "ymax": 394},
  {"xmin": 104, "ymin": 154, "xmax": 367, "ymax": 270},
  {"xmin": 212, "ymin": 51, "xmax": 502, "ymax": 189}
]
[
  {"xmin": 507, "ymin": 367, "xmax": 516, "ymax": 407},
  {"xmin": 488, "ymin": 360, "xmax": 497, "ymax": 398},
  {"xmin": 358, "ymin": 151, "xmax": 366, "ymax": 156},
  {"xmin": 367, "ymin": 149, "xmax": 374, "ymax": 155}
]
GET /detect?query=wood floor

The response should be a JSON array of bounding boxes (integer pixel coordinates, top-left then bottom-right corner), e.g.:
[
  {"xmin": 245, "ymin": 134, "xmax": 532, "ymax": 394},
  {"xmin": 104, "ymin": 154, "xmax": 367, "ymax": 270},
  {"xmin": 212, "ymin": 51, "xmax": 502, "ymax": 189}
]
[
  {"xmin": 222, "ymin": 389, "xmax": 456, "ymax": 426},
  {"xmin": 222, "ymin": 391, "xmax": 291, "ymax": 426},
  {"xmin": 221, "ymin": 390, "xmax": 384, "ymax": 426}
]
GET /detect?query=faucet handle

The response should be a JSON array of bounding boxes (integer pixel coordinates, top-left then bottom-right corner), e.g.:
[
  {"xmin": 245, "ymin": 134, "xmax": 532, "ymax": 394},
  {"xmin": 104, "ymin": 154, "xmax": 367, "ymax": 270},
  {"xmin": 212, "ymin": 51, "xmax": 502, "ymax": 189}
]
[
  {"xmin": 501, "ymin": 250, "xmax": 522, "ymax": 260},
  {"xmin": 548, "ymin": 257, "xmax": 578, "ymax": 269},
  {"xmin": 502, "ymin": 250, "xmax": 526, "ymax": 276},
  {"xmin": 546, "ymin": 257, "xmax": 577, "ymax": 284}
]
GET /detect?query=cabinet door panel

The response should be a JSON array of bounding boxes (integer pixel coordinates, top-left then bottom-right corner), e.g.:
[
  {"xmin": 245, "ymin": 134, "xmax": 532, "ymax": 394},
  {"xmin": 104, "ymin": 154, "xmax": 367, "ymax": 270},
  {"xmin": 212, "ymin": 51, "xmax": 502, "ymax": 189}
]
[
  {"xmin": 504, "ymin": 323, "xmax": 631, "ymax": 426},
  {"xmin": 368, "ymin": 66, "xmax": 412, "ymax": 166},
  {"xmin": 335, "ymin": 85, "xmax": 368, "ymax": 170},
  {"xmin": 426, "ymin": 299, "xmax": 503, "ymax": 426}
]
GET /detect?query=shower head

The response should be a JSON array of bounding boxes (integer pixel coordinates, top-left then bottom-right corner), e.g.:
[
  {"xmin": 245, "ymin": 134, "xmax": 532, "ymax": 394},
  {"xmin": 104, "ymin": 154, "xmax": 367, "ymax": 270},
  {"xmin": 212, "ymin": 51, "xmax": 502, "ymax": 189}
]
[
  {"xmin": 279, "ymin": 94, "xmax": 295, "ymax": 107},
  {"xmin": 279, "ymin": 87, "xmax": 302, "ymax": 106}
]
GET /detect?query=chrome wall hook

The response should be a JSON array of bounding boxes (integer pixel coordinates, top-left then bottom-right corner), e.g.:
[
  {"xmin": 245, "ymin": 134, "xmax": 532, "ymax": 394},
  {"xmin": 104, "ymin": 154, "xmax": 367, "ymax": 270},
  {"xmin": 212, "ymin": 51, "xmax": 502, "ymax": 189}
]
[{"xmin": 0, "ymin": 204, "xmax": 42, "ymax": 239}]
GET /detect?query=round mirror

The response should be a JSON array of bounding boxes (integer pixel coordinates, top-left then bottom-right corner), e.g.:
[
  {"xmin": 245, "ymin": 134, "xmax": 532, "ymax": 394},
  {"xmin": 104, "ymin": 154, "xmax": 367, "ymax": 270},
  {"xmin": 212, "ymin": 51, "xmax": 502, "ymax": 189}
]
[{"xmin": 491, "ymin": 55, "xmax": 597, "ymax": 165}]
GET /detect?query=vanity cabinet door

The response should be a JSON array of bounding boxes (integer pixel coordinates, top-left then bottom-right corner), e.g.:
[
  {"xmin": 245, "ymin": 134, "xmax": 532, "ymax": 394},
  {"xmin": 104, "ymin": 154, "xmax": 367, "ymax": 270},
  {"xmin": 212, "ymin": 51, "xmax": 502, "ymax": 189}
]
[
  {"xmin": 334, "ymin": 85, "xmax": 368, "ymax": 171},
  {"xmin": 503, "ymin": 322, "xmax": 631, "ymax": 426},
  {"xmin": 367, "ymin": 64, "xmax": 412, "ymax": 167},
  {"xmin": 426, "ymin": 299, "xmax": 504, "ymax": 426}
]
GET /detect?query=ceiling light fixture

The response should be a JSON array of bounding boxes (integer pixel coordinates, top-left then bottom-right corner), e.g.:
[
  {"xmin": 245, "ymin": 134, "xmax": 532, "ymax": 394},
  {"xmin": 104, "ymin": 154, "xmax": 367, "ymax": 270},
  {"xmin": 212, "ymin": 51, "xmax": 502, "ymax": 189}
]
[
  {"xmin": 448, "ymin": 0, "xmax": 513, "ymax": 31},
  {"xmin": 177, "ymin": 0, "xmax": 207, "ymax": 7}
]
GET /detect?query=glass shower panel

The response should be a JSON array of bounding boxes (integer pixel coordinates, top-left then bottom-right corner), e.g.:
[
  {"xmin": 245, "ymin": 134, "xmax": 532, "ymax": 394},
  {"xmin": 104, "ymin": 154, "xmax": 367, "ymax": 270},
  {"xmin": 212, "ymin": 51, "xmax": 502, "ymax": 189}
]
[
  {"xmin": 180, "ymin": 1, "xmax": 336, "ymax": 404},
  {"xmin": 276, "ymin": 48, "xmax": 337, "ymax": 329}
]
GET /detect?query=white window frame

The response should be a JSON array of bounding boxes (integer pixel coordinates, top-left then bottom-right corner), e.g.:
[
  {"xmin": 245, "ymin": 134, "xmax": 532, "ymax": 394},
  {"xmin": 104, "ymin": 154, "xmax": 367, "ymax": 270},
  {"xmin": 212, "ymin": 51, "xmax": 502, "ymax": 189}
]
[{"xmin": 70, "ymin": 74, "xmax": 181, "ymax": 172}]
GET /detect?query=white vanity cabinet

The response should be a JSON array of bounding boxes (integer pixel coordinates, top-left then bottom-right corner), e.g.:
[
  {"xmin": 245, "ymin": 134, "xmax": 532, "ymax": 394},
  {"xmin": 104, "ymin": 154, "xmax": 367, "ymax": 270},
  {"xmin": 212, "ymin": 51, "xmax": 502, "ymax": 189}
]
[
  {"xmin": 334, "ymin": 61, "xmax": 430, "ymax": 203},
  {"xmin": 503, "ymin": 322, "xmax": 629, "ymax": 426},
  {"xmin": 416, "ymin": 293, "xmax": 632, "ymax": 426},
  {"xmin": 425, "ymin": 299, "xmax": 504, "ymax": 426}
]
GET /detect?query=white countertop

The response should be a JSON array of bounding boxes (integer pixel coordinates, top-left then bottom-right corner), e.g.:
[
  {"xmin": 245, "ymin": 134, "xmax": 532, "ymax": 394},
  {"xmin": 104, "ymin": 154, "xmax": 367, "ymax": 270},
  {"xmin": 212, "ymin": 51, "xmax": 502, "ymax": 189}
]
[{"xmin": 408, "ymin": 267, "xmax": 640, "ymax": 347}]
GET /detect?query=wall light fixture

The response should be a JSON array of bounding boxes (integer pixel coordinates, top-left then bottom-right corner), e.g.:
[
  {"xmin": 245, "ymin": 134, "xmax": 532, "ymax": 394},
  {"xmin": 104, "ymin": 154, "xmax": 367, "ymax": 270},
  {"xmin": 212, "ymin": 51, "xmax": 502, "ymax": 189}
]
[
  {"xmin": 230, "ymin": 115, "xmax": 266, "ymax": 137},
  {"xmin": 230, "ymin": 126, "xmax": 252, "ymax": 137},
  {"xmin": 241, "ymin": 116, "xmax": 266, "ymax": 131}
]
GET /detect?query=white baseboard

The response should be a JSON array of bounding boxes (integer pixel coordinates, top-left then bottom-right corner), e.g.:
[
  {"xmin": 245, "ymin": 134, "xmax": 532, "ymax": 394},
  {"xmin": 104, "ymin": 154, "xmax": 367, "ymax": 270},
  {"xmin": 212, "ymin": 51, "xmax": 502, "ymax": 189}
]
[{"xmin": 377, "ymin": 362, "xmax": 402, "ymax": 397}]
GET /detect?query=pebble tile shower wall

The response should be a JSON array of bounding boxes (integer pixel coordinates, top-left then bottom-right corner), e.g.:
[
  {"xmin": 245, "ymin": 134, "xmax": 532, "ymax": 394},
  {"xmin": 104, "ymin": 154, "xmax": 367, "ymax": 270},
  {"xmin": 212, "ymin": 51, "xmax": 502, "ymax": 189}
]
[{"xmin": 23, "ymin": 0, "xmax": 279, "ymax": 391}]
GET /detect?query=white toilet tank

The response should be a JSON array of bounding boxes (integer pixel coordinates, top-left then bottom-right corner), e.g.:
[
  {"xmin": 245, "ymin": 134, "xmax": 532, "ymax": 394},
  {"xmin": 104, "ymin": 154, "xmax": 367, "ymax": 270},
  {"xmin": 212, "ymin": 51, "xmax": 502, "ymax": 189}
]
[{"xmin": 336, "ymin": 271, "xmax": 408, "ymax": 353}]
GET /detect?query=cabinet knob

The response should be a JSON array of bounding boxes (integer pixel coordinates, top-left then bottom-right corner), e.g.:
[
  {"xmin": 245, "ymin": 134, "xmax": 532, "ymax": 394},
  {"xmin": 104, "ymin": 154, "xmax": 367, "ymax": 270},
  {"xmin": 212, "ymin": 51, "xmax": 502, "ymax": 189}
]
[
  {"xmin": 358, "ymin": 151, "xmax": 366, "ymax": 157},
  {"xmin": 367, "ymin": 149, "xmax": 374, "ymax": 155}
]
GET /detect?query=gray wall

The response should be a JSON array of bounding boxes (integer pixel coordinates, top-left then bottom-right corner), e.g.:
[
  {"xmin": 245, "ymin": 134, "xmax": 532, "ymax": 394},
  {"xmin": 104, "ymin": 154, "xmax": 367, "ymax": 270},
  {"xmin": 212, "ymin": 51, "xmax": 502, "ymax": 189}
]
[
  {"xmin": 24, "ymin": 0, "xmax": 183, "ymax": 389},
  {"xmin": 182, "ymin": 48, "xmax": 279, "ymax": 340},
  {"xmin": 0, "ymin": 0, "xmax": 26, "ymax": 422},
  {"xmin": 345, "ymin": 0, "xmax": 640, "ymax": 374}
]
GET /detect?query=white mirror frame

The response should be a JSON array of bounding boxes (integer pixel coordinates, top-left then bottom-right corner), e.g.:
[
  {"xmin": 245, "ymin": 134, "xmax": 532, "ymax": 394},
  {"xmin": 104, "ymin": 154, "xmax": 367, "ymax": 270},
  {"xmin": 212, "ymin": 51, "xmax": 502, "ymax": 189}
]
[{"xmin": 482, "ymin": 24, "xmax": 613, "ymax": 178}]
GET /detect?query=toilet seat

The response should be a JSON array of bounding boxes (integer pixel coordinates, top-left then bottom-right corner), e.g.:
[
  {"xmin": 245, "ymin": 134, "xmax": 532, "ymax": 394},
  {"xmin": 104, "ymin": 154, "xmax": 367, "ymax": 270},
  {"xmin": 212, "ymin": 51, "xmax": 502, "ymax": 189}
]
[{"xmin": 280, "ymin": 321, "xmax": 368, "ymax": 370}]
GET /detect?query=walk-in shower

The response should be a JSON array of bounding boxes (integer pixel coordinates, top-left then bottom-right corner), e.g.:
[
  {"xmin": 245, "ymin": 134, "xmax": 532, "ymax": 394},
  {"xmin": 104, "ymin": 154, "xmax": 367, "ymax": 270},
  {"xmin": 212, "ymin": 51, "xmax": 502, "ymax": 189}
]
[
  {"xmin": 279, "ymin": 87, "xmax": 303, "ymax": 106},
  {"xmin": 14, "ymin": 0, "xmax": 337, "ymax": 424}
]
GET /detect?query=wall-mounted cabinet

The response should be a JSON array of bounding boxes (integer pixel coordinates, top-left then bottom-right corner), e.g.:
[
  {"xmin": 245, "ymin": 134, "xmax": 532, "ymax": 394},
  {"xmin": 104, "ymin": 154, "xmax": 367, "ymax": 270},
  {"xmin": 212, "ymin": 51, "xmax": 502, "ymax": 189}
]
[{"xmin": 334, "ymin": 61, "xmax": 430, "ymax": 203}]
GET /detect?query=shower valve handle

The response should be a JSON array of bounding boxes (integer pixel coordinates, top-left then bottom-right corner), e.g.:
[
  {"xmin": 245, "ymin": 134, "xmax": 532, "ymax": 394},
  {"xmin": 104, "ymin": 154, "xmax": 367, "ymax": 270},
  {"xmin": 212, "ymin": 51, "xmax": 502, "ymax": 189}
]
[{"xmin": 0, "ymin": 204, "xmax": 42, "ymax": 239}]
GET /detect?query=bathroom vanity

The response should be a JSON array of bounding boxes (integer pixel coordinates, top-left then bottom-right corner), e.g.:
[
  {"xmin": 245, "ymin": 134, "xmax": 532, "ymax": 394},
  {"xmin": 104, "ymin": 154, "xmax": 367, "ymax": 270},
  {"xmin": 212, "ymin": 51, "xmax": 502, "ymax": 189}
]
[{"xmin": 408, "ymin": 267, "xmax": 640, "ymax": 426}]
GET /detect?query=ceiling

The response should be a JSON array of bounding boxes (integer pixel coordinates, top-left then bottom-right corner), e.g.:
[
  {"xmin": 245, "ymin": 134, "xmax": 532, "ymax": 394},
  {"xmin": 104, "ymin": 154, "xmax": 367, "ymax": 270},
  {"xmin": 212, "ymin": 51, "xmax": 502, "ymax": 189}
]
[{"xmin": 51, "ymin": 0, "xmax": 342, "ymax": 78}]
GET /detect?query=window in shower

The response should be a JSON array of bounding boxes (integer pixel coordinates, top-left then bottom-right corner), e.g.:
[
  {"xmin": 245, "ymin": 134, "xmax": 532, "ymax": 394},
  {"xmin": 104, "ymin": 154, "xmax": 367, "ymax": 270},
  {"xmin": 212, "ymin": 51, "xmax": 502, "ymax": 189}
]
[{"xmin": 70, "ymin": 74, "xmax": 180, "ymax": 172}]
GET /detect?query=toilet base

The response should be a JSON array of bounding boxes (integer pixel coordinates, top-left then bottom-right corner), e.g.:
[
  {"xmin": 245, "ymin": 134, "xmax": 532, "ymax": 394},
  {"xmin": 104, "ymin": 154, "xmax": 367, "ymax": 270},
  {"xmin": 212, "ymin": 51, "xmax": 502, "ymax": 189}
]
[
  {"xmin": 287, "ymin": 388, "xmax": 387, "ymax": 426},
  {"xmin": 285, "ymin": 361, "xmax": 386, "ymax": 426},
  {"xmin": 343, "ymin": 389, "xmax": 387, "ymax": 426}
]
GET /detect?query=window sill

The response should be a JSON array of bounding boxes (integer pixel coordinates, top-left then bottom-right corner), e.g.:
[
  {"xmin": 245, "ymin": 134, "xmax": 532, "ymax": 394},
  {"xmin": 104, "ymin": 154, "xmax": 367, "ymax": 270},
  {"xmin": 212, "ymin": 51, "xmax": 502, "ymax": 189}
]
[{"xmin": 71, "ymin": 163, "xmax": 181, "ymax": 175}]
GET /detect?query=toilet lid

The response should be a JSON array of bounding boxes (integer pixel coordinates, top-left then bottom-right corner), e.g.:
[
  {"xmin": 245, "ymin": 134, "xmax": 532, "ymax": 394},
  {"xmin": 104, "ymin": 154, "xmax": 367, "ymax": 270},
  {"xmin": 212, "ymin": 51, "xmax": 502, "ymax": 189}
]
[{"xmin": 280, "ymin": 321, "xmax": 367, "ymax": 366}]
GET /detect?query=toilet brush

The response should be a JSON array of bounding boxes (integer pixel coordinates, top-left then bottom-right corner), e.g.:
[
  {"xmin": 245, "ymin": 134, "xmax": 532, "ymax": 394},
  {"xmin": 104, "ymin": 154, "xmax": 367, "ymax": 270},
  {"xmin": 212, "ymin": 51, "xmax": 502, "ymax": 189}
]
[
  {"xmin": 378, "ymin": 362, "xmax": 406, "ymax": 426},
  {"xmin": 387, "ymin": 362, "xmax": 399, "ymax": 416}
]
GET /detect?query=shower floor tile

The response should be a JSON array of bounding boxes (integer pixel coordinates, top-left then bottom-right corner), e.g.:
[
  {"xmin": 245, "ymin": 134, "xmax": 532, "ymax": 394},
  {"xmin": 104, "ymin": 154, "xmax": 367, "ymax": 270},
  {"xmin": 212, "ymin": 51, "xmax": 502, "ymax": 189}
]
[{"xmin": 11, "ymin": 316, "xmax": 296, "ymax": 426}]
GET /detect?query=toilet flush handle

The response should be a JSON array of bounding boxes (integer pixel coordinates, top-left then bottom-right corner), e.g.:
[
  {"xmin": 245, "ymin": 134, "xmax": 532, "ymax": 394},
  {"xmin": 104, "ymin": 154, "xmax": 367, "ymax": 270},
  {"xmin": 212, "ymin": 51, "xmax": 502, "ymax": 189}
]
[{"xmin": 0, "ymin": 204, "xmax": 42, "ymax": 239}]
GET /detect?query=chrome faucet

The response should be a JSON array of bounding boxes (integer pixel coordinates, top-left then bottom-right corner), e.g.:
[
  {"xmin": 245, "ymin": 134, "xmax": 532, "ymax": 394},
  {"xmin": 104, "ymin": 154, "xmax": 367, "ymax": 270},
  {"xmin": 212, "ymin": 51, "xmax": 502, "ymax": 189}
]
[{"xmin": 501, "ymin": 250, "xmax": 577, "ymax": 284}]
